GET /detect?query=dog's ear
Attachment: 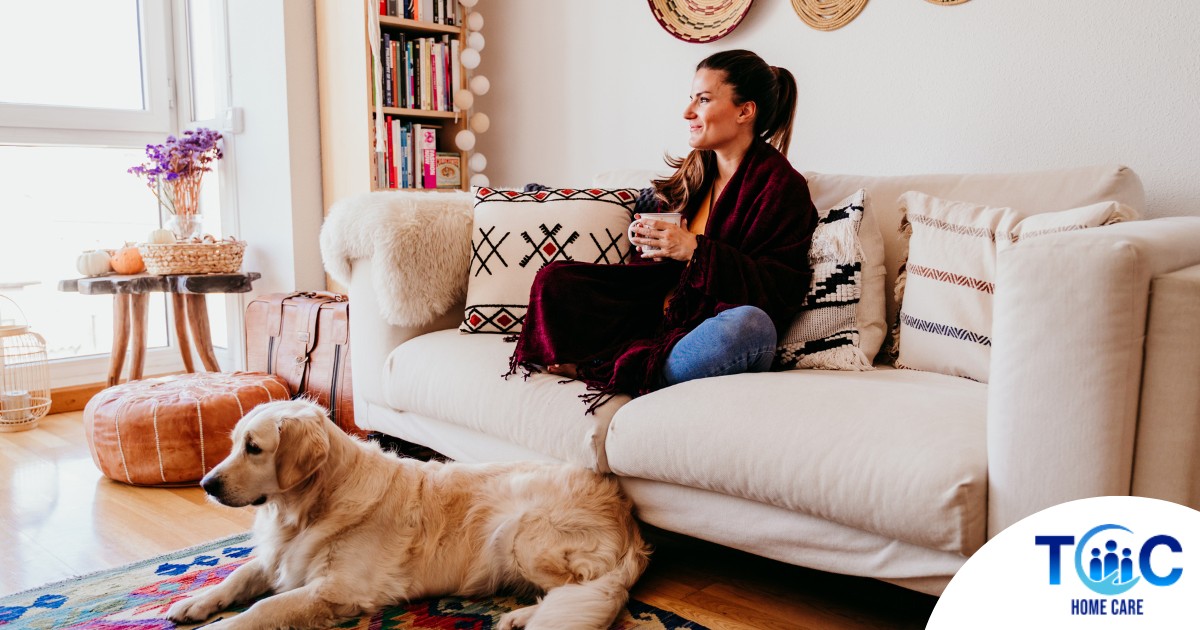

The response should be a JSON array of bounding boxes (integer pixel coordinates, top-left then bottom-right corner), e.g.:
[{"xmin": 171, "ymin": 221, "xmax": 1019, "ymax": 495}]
[{"xmin": 274, "ymin": 410, "xmax": 331, "ymax": 491}]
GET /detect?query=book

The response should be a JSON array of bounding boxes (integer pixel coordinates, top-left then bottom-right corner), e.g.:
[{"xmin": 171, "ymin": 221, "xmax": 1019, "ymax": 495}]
[
  {"xmin": 388, "ymin": 117, "xmax": 401, "ymax": 189},
  {"xmin": 381, "ymin": 33, "xmax": 393, "ymax": 108},
  {"xmin": 435, "ymin": 152, "xmax": 461, "ymax": 189},
  {"xmin": 417, "ymin": 125, "xmax": 439, "ymax": 189}
]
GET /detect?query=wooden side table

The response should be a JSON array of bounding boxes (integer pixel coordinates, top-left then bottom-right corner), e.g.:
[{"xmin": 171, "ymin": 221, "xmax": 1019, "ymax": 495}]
[{"xmin": 58, "ymin": 273, "xmax": 261, "ymax": 386}]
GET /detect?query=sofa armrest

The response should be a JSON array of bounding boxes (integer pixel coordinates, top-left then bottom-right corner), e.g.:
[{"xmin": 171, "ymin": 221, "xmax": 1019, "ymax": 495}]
[
  {"xmin": 320, "ymin": 190, "xmax": 473, "ymax": 327},
  {"xmin": 319, "ymin": 190, "xmax": 474, "ymax": 431},
  {"xmin": 348, "ymin": 255, "xmax": 464, "ymax": 431},
  {"xmin": 987, "ymin": 217, "xmax": 1200, "ymax": 538},
  {"xmin": 1132, "ymin": 263, "xmax": 1200, "ymax": 507}
]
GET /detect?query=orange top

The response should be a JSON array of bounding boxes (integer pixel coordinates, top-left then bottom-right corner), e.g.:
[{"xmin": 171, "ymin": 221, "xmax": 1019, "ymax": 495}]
[{"xmin": 663, "ymin": 186, "xmax": 714, "ymax": 311}]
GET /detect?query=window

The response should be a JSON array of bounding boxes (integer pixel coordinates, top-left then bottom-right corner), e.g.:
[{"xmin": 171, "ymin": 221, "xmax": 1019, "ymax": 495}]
[{"xmin": 0, "ymin": 0, "xmax": 235, "ymax": 387}]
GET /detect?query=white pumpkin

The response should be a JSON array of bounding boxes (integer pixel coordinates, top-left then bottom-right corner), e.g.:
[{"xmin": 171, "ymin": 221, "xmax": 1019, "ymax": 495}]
[
  {"xmin": 146, "ymin": 228, "xmax": 176, "ymax": 244},
  {"xmin": 77, "ymin": 250, "xmax": 112, "ymax": 277}
]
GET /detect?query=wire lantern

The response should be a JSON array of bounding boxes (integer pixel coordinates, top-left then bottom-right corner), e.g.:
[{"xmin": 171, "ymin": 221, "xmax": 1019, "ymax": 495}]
[{"xmin": 0, "ymin": 295, "xmax": 51, "ymax": 432}]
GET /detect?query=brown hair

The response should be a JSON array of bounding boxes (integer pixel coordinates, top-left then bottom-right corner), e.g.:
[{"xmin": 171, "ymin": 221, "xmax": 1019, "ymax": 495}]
[{"xmin": 653, "ymin": 50, "xmax": 798, "ymax": 213}]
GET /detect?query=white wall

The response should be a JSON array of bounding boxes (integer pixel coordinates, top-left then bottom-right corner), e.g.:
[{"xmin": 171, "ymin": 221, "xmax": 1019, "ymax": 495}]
[
  {"xmin": 227, "ymin": 0, "xmax": 325, "ymax": 295},
  {"xmin": 475, "ymin": 0, "xmax": 1200, "ymax": 219}
]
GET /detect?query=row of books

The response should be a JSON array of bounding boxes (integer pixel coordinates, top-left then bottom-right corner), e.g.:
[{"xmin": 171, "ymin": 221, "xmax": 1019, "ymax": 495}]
[
  {"xmin": 376, "ymin": 117, "xmax": 461, "ymax": 190},
  {"xmin": 381, "ymin": 33, "xmax": 460, "ymax": 112},
  {"xmin": 379, "ymin": 0, "xmax": 459, "ymax": 26}
]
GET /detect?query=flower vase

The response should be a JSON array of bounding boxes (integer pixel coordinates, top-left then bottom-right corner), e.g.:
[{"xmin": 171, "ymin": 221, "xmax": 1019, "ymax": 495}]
[{"xmin": 167, "ymin": 214, "xmax": 203, "ymax": 242}]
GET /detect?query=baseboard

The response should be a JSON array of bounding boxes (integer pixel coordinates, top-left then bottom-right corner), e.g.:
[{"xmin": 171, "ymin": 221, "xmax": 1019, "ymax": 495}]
[
  {"xmin": 50, "ymin": 371, "xmax": 190, "ymax": 413},
  {"xmin": 49, "ymin": 382, "xmax": 106, "ymax": 414}
]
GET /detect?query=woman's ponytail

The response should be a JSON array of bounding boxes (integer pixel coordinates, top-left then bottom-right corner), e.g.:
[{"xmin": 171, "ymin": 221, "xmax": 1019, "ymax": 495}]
[{"xmin": 765, "ymin": 65, "xmax": 797, "ymax": 155}]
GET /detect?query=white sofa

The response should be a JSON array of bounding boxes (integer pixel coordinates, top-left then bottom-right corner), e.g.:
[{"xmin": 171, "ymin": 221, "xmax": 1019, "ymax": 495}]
[{"xmin": 321, "ymin": 165, "xmax": 1200, "ymax": 595}]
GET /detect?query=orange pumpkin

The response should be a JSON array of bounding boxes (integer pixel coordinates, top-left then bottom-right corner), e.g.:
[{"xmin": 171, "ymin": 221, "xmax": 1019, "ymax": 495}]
[{"xmin": 110, "ymin": 244, "xmax": 146, "ymax": 275}]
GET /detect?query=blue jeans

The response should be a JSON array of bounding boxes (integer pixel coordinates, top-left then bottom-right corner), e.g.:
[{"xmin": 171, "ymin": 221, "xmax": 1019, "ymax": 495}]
[{"xmin": 661, "ymin": 305, "xmax": 777, "ymax": 386}]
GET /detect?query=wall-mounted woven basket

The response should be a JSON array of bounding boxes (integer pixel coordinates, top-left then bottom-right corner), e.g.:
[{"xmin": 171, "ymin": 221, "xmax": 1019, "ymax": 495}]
[{"xmin": 139, "ymin": 241, "xmax": 246, "ymax": 275}]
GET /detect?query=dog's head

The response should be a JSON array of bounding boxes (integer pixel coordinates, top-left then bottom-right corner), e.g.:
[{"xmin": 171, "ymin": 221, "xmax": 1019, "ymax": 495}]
[{"xmin": 200, "ymin": 399, "xmax": 332, "ymax": 507}]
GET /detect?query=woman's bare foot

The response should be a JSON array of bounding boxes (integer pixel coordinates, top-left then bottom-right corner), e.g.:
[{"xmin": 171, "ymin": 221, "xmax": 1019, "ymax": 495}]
[{"xmin": 546, "ymin": 363, "xmax": 579, "ymax": 379}]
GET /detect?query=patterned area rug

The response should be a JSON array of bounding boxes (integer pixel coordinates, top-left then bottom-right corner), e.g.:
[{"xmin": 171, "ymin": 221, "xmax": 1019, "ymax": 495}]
[{"xmin": 0, "ymin": 533, "xmax": 707, "ymax": 629}]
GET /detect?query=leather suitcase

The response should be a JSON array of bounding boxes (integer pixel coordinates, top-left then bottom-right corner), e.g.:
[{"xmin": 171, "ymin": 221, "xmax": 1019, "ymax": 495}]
[{"xmin": 245, "ymin": 291, "xmax": 362, "ymax": 436}]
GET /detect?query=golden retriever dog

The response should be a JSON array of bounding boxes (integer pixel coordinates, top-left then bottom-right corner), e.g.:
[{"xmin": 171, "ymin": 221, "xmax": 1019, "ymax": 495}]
[{"xmin": 166, "ymin": 399, "xmax": 649, "ymax": 630}]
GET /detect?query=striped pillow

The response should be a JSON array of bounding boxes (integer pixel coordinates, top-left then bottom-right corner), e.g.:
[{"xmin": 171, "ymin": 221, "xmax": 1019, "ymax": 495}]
[
  {"xmin": 775, "ymin": 189, "xmax": 873, "ymax": 371},
  {"xmin": 894, "ymin": 192, "xmax": 1136, "ymax": 382}
]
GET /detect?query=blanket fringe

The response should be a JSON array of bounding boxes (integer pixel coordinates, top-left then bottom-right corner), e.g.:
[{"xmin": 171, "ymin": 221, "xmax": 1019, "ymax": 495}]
[
  {"xmin": 580, "ymin": 390, "xmax": 617, "ymax": 416},
  {"xmin": 503, "ymin": 353, "xmax": 538, "ymax": 382}
]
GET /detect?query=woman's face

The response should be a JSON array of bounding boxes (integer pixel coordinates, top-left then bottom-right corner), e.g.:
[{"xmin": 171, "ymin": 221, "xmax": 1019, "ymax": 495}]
[{"xmin": 683, "ymin": 68, "xmax": 753, "ymax": 152}]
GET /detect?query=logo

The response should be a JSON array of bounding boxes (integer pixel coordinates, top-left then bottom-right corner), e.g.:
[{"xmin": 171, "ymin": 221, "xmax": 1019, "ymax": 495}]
[
  {"xmin": 928, "ymin": 497, "xmax": 1198, "ymax": 627},
  {"xmin": 1035, "ymin": 524, "xmax": 1182, "ymax": 616}
]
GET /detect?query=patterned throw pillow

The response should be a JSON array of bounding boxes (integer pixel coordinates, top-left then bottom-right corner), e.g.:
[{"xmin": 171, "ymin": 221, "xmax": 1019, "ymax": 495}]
[
  {"xmin": 893, "ymin": 191, "xmax": 1137, "ymax": 381},
  {"xmin": 775, "ymin": 189, "xmax": 874, "ymax": 371},
  {"xmin": 461, "ymin": 186, "xmax": 640, "ymax": 333}
]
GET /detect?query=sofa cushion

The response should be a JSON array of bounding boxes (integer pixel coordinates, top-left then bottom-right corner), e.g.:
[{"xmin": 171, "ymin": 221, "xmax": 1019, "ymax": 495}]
[
  {"xmin": 382, "ymin": 329, "xmax": 630, "ymax": 471},
  {"xmin": 894, "ymin": 193, "xmax": 1137, "ymax": 381},
  {"xmin": 605, "ymin": 368, "xmax": 988, "ymax": 555},
  {"xmin": 461, "ymin": 186, "xmax": 640, "ymax": 334}
]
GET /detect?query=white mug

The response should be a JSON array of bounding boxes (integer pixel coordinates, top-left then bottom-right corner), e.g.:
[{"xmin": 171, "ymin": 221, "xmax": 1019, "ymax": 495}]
[{"xmin": 628, "ymin": 212, "xmax": 683, "ymax": 255}]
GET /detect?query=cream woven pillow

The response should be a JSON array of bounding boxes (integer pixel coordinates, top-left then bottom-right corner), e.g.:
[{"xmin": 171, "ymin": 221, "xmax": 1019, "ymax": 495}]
[
  {"xmin": 895, "ymin": 192, "xmax": 1137, "ymax": 381},
  {"xmin": 776, "ymin": 189, "xmax": 874, "ymax": 370},
  {"xmin": 461, "ymin": 186, "xmax": 639, "ymax": 334}
]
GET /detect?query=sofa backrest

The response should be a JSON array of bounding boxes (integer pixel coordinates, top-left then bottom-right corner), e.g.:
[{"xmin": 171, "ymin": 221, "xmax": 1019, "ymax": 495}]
[
  {"xmin": 597, "ymin": 165, "xmax": 1146, "ymax": 329},
  {"xmin": 806, "ymin": 166, "xmax": 1145, "ymax": 327}
]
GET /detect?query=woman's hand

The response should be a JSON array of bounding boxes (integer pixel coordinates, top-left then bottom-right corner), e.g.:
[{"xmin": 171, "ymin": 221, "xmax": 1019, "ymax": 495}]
[{"xmin": 630, "ymin": 215, "xmax": 698, "ymax": 262}]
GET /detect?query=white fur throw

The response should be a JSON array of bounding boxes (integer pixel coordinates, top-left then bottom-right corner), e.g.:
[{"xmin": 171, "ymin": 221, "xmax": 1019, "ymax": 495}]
[{"xmin": 320, "ymin": 190, "xmax": 474, "ymax": 327}]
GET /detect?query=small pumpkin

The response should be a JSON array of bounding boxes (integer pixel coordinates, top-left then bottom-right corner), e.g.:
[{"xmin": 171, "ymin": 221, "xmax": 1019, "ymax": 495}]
[
  {"xmin": 146, "ymin": 228, "xmax": 176, "ymax": 244},
  {"xmin": 110, "ymin": 244, "xmax": 146, "ymax": 275},
  {"xmin": 76, "ymin": 250, "xmax": 112, "ymax": 277}
]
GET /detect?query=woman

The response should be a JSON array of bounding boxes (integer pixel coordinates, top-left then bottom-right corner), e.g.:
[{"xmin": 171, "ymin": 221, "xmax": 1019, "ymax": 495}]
[{"xmin": 508, "ymin": 50, "xmax": 818, "ymax": 412}]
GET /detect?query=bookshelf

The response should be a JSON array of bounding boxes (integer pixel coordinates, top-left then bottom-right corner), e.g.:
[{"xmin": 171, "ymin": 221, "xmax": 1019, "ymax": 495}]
[{"xmin": 315, "ymin": 0, "xmax": 471, "ymax": 218}]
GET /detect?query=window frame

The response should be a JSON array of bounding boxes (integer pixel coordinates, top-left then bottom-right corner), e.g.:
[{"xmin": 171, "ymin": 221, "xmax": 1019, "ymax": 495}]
[
  {"xmin": 0, "ymin": 0, "xmax": 244, "ymax": 388},
  {"xmin": 0, "ymin": 1, "xmax": 176, "ymax": 136}
]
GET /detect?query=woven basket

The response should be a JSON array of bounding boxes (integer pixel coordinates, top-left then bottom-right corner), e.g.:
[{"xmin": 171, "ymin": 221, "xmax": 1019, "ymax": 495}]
[{"xmin": 138, "ymin": 241, "xmax": 246, "ymax": 275}]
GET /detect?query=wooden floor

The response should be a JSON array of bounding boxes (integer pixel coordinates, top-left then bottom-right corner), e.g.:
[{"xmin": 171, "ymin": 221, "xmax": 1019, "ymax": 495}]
[{"xmin": 0, "ymin": 411, "xmax": 938, "ymax": 628}]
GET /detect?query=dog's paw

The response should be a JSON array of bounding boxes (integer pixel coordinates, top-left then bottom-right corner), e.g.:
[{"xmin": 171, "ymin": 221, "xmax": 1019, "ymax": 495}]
[
  {"xmin": 166, "ymin": 594, "xmax": 225, "ymax": 623},
  {"xmin": 498, "ymin": 605, "xmax": 539, "ymax": 630}
]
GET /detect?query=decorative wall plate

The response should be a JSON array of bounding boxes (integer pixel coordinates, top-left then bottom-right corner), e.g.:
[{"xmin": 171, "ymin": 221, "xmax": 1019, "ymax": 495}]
[
  {"xmin": 791, "ymin": 0, "xmax": 870, "ymax": 32},
  {"xmin": 648, "ymin": 0, "xmax": 755, "ymax": 43}
]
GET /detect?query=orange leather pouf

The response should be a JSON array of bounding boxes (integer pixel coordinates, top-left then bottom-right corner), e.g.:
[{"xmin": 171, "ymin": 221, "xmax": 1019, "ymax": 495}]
[{"xmin": 83, "ymin": 372, "xmax": 291, "ymax": 486}]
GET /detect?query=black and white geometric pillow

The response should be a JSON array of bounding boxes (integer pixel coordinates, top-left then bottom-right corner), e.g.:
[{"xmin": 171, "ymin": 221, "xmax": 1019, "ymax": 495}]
[
  {"xmin": 461, "ymin": 186, "xmax": 640, "ymax": 334},
  {"xmin": 775, "ymin": 188, "xmax": 874, "ymax": 370}
]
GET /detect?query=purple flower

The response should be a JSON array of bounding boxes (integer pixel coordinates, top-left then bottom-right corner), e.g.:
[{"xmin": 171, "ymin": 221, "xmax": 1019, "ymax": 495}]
[{"xmin": 129, "ymin": 127, "xmax": 223, "ymax": 215}]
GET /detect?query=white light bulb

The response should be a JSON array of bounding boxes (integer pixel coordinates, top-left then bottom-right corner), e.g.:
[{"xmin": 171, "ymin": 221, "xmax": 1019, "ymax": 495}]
[
  {"xmin": 466, "ymin": 12, "xmax": 484, "ymax": 31},
  {"xmin": 455, "ymin": 129, "xmax": 477, "ymax": 151},
  {"xmin": 459, "ymin": 0, "xmax": 477, "ymax": 7},
  {"xmin": 469, "ymin": 152, "xmax": 487, "ymax": 172},
  {"xmin": 460, "ymin": 48, "xmax": 481, "ymax": 70},
  {"xmin": 470, "ymin": 112, "xmax": 490, "ymax": 134},
  {"xmin": 454, "ymin": 88, "xmax": 474, "ymax": 110},
  {"xmin": 470, "ymin": 75, "xmax": 490, "ymax": 96},
  {"xmin": 470, "ymin": 173, "xmax": 490, "ymax": 188},
  {"xmin": 467, "ymin": 32, "xmax": 485, "ymax": 51}
]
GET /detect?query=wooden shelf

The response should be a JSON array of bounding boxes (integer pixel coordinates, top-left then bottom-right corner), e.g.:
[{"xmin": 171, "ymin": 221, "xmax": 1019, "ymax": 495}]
[
  {"xmin": 379, "ymin": 16, "xmax": 461, "ymax": 36},
  {"xmin": 375, "ymin": 106, "xmax": 461, "ymax": 120}
]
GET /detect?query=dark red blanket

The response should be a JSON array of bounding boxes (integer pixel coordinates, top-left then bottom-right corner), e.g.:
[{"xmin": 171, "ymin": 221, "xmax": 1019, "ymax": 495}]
[{"xmin": 509, "ymin": 139, "xmax": 818, "ymax": 409}]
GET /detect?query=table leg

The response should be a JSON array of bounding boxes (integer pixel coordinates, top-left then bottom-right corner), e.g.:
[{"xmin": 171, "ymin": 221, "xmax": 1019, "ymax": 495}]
[
  {"xmin": 185, "ymin": 294, "xmax": 221, "ymax": 371},
  {"xmin": 128, "ymin": 293, "xmax": 149, "ymax": 381},
  {"xmin": 108, "ymin": 294, "xmax": 131, "ymax": 387},
  {"xmin": 170, "ymin": 293, "xmax": 196, "ymax": 373}
]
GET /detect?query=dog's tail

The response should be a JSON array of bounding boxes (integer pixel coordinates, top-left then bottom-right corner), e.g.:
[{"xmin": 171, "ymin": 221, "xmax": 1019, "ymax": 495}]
[{"xmin": 524, "ymin": 540, "xmax": 650, "ymax": 630}]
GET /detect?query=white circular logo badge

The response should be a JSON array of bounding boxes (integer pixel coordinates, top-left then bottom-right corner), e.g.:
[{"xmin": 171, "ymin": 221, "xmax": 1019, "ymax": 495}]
[{"xmin": 929, "ymin": 496, "xmax": 1197, "ymax": 628}]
